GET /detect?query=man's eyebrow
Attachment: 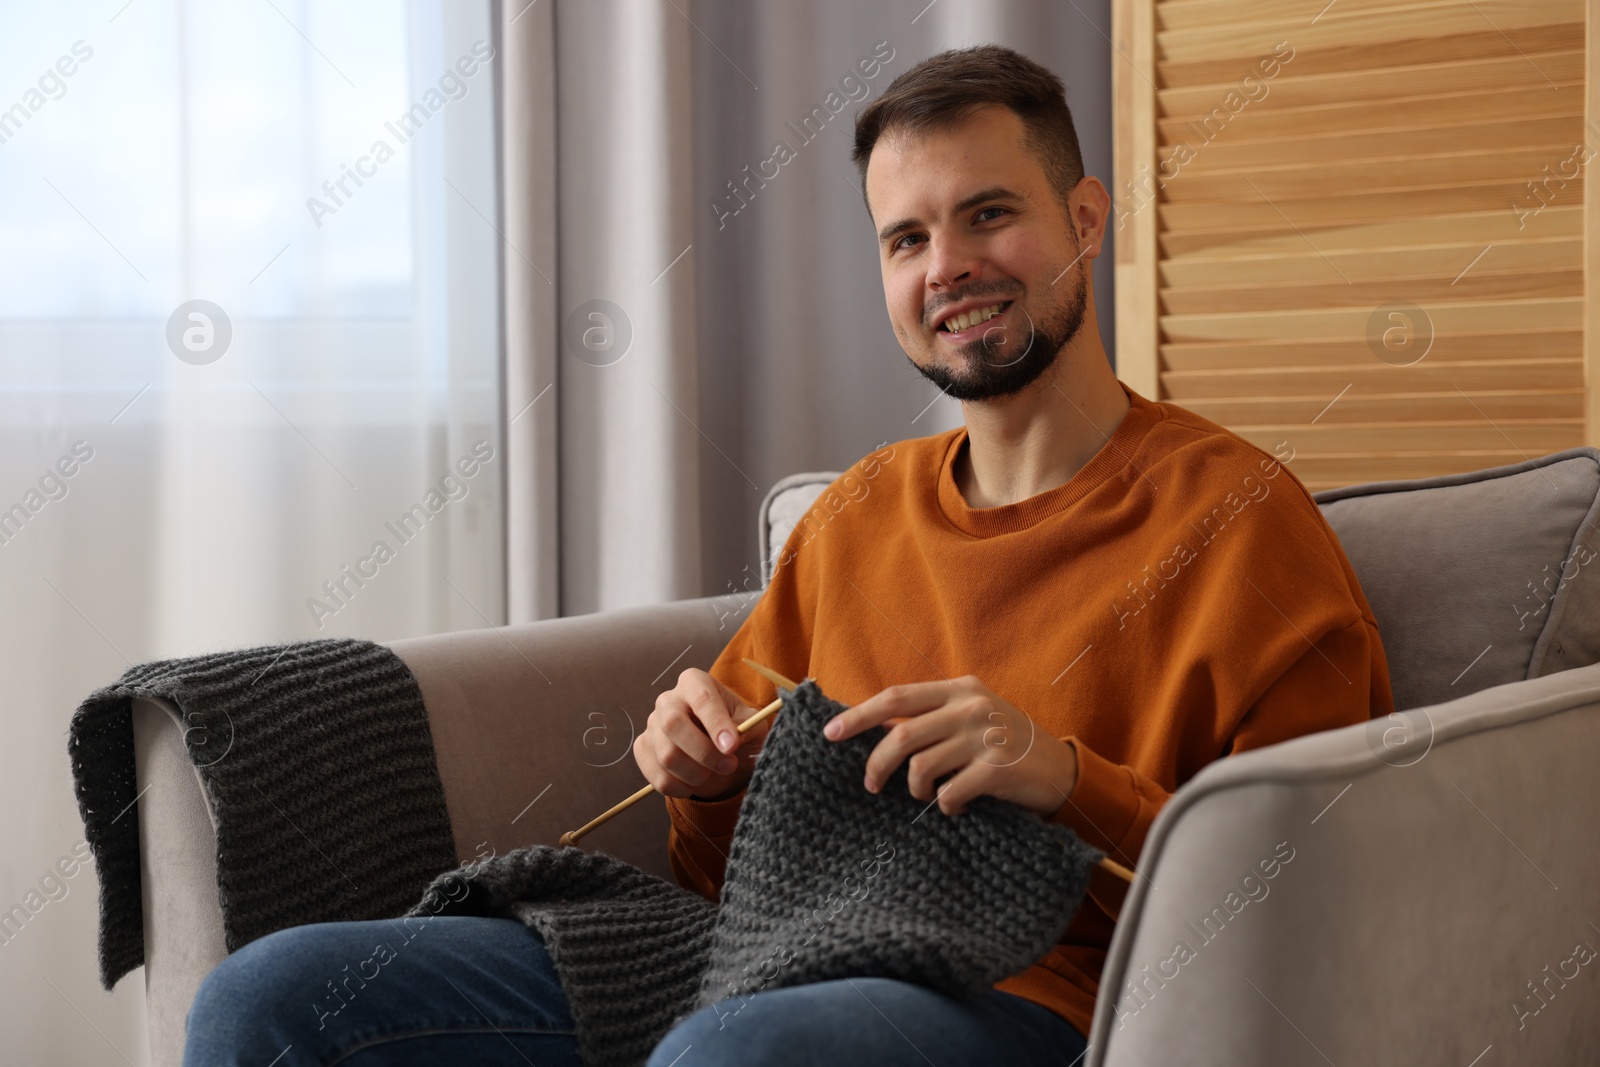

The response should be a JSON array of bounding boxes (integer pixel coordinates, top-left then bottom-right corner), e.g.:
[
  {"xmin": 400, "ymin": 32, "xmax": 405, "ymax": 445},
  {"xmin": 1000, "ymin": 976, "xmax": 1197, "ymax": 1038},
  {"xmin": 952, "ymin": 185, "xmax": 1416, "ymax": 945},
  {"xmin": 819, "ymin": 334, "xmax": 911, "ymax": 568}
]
[
  {"xmin": 876, "ymin": 186, "xmax": 1027, "ymax": 246},
  {"xmin": 956, "ymin": 186, "xmax": 1027, "ymax": 213}
]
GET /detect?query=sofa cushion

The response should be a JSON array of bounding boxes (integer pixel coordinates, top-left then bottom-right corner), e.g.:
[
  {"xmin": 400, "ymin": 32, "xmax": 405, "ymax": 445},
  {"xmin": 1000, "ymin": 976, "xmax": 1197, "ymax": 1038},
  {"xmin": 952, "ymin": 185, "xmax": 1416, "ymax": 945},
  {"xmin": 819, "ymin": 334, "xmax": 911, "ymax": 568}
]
[
  {"xmin": 1314, "ymin": 447, "xmax": 1600, "ymax": 710},
  {"xmin": 759, "ymin": 448, "xmax": 1600, "ymax": 714}
]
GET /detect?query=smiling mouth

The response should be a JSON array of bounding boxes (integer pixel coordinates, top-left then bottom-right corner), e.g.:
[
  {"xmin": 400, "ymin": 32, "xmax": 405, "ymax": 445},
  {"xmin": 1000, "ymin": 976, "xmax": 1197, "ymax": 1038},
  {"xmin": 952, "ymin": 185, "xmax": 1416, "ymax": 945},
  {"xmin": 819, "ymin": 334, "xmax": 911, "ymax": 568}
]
[{"xmin": 938, "ymin": 301, "xmax": 1013, "ymax": 337}]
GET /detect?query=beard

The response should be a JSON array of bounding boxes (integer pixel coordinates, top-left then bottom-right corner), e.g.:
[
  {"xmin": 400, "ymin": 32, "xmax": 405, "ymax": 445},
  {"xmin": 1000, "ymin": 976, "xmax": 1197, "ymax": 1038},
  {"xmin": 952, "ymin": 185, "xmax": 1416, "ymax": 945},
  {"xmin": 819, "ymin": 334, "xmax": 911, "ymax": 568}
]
[{"xmin": 907, "ymin": 252, "xmax": 1089, "ymax": 403}]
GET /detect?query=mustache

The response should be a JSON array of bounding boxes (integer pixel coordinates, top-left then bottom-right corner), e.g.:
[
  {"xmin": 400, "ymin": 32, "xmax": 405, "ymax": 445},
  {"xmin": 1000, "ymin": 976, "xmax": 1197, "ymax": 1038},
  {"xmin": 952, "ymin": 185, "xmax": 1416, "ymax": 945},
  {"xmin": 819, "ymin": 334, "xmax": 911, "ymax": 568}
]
[{"xmin": 925, "ymin": 285, "xmax": 1024, "ymax": 327}]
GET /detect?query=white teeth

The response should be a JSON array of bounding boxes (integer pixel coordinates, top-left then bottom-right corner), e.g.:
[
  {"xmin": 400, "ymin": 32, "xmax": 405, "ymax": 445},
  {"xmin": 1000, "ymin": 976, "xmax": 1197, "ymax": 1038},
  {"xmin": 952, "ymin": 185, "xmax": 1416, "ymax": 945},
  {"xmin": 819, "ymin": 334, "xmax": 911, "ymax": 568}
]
[{"xmin": 944, "ymin": 303, "xmax": 1004, "ymax": 333}]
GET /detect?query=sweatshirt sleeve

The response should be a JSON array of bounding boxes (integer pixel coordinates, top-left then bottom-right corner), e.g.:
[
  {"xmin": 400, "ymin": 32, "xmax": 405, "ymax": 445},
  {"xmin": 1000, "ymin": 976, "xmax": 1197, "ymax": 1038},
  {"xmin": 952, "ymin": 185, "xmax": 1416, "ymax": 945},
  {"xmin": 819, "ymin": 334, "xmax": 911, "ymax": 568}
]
[
  {"xmin": 666, "ymin": 791, "xmax": 747, "ymax": 902},
  {"xmin": 1049, "ymin": 613, "xmax": 1390, "ymax": 918}
]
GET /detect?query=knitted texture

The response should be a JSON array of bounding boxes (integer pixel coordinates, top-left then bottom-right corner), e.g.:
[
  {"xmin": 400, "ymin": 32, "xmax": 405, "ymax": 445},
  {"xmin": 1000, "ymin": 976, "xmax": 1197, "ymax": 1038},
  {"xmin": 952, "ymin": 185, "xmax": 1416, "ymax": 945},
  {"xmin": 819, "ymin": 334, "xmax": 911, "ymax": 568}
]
[
  {"xmin": 70, "ymin": 639, "xmax": 458, "ymax": 989},
  {"xmin": 409, "ymin": 678, "xmax": 1102, "ymax": 1067},
  {"xmin": 693, "ymin": 678, "xmax": 1100, "ymax": 1011},
  {"xmin": 413, "ymin": 848, "xmax": 718, "ymax": 1067}
]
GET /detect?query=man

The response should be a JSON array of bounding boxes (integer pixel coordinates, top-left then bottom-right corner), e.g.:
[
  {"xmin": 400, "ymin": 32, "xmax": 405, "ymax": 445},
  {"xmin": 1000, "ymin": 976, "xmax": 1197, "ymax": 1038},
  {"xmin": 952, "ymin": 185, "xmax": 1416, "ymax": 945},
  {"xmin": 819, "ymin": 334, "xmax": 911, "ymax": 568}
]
[
  {"xmin": 184, "ymin": 45, "xmax": 1391, "ymax": 1067},
  {"xmin": 636, "ymin": 43, "xmax": 1393, "ymax": 1065}
]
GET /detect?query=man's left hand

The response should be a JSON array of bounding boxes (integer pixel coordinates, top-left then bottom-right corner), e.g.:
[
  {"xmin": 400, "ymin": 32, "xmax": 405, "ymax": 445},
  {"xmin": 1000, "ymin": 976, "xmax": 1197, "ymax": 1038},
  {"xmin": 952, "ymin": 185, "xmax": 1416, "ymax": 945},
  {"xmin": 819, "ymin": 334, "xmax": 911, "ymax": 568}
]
[{"xmin": 822, "ymin": 676, "xmax": 1078, "ymax": 817}]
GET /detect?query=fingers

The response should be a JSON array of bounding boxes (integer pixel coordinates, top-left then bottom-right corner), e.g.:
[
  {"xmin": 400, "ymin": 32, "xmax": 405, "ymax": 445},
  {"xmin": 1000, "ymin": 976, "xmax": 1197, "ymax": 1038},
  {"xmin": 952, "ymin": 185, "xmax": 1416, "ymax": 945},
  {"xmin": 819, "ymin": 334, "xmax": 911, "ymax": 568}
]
[
  {"xmin": 929, "ymin": 761, "xmax": 987, "ymax": 816},
  {"xmin": 901, "ymin": 735, "xmax": 969, "ymax": 802},
  {"xmin": 862, "ymin": 708, "xmax": 963, "ymax": 794},
  {"xmin": 635, "ymin": 669, "xmax": 755, "ymax": 798},
  {"xmin": 874, "ymin": 719, "xmax": 1068, "ymax": 818},
  {"xmin": 806, "ymin": 674, "xmax": 1050, "ymax": 817},
  {"xmin": 824, "ymin": 678, "xmax": 968, "ymax": 741},
  {"xmin": 688, "ymin": 669, "xmax": 745, "ymax": 755},
  {"xmin": 633, "ymin": 709, "xmax": 715, "ymax": 797}
]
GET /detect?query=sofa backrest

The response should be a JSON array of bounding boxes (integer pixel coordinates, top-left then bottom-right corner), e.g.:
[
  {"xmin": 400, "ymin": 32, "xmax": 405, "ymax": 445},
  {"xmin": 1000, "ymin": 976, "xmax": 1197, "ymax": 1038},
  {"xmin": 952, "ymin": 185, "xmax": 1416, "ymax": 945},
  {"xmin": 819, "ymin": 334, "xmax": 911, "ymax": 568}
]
[
  {"xmin": 1314, "ymin": 446, "xmax": 1600, "ymax": 710},
  {"xmin": 757, "ymin": 448, "xmax": 1600, "ymax": 714},
  {"xmin": 759, "ymin": 472, "xmax": 845, "ymax": 585}
]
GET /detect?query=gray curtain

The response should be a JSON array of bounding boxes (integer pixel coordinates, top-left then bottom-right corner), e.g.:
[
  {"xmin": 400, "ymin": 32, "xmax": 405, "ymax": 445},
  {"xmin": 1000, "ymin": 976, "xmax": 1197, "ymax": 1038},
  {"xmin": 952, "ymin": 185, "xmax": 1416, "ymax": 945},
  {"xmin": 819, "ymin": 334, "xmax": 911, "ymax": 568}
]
[{"xmin": 502, "ymin": 0, "xmax": 1114, "ymax": 621}]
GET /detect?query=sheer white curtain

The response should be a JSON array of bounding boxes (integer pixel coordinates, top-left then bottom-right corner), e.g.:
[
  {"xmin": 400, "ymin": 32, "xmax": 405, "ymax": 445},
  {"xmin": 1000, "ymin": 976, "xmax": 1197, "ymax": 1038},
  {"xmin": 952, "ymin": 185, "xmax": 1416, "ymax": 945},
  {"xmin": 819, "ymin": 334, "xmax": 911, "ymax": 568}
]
[{"xmin": 0, "ymin": 1, "xmax": 502, "ymax": 1061}]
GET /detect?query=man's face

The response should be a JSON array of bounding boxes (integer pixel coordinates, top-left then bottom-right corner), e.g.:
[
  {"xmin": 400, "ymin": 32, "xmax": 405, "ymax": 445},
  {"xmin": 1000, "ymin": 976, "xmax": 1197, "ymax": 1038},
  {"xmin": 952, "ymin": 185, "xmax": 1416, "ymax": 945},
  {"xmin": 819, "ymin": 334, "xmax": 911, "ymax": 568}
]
[{"xmin": 865, "ymin": 105, "xmax": 1094, "ymax": 402}]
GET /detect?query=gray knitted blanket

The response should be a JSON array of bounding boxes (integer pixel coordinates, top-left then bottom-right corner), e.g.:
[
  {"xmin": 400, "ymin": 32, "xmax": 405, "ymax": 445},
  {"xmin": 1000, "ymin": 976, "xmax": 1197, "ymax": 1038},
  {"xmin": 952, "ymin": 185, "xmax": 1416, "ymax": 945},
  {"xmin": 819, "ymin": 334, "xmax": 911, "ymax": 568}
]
[
  {"xmin": 410, "ymin": 679, "xmax": 1102, "ymax": 1067},
  {"xmin": 69, "ymin": 639, "xmax": 457, "ymax": 989}
]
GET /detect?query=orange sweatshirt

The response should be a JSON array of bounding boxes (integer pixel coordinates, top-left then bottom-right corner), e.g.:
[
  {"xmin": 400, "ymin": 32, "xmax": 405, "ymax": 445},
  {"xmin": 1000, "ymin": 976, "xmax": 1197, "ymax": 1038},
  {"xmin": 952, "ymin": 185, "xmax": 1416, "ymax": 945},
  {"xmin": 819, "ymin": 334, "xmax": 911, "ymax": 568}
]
[{"xmin": 665, "ymin": 380, "xmax": 1394, "ymax": 1039}]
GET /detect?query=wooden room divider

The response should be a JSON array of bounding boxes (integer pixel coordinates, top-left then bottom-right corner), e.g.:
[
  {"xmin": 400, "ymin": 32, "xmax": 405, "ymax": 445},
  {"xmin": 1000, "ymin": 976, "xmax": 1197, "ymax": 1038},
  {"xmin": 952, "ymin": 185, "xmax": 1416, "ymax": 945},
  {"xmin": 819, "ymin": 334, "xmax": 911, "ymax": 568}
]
[{"xmin": 1111, "ymin": 0, "xmax": 1597, "ymax": 490}]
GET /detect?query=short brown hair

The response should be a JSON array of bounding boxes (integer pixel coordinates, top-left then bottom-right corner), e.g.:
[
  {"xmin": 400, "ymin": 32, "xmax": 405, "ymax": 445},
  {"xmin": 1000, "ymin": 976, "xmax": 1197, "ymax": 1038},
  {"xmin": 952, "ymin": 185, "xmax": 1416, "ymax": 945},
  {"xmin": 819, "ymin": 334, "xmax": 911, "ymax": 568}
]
[{"xmin": 851, "ymin": 45, "xmax": 1085, "ymax": 217}]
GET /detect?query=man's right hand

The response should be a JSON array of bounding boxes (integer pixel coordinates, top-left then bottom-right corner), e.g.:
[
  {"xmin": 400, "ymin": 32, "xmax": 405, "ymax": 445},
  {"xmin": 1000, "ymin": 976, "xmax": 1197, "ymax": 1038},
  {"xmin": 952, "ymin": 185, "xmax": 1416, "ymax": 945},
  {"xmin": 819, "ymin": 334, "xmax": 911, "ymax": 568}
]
[{"xmin": 635, "ymin": 668, "xmax": 774, "ymax": 801}]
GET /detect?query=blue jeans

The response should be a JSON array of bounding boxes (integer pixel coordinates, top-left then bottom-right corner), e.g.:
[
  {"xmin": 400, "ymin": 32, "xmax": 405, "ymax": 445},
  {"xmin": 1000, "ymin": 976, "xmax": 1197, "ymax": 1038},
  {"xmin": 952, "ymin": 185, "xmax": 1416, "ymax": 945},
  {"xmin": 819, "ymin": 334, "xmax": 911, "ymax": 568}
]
[{"xmin": 185, "ymin": 916, "xmax": 1089, "ymax": 1065}]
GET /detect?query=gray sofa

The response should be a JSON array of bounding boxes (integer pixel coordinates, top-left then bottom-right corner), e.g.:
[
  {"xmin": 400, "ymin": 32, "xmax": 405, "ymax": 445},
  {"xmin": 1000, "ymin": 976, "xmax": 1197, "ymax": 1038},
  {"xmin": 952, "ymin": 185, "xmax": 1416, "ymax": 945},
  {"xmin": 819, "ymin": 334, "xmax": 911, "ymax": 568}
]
[{"xmin": 131, "ymin": 448, "xmax": 1600, "ymax": 1066}]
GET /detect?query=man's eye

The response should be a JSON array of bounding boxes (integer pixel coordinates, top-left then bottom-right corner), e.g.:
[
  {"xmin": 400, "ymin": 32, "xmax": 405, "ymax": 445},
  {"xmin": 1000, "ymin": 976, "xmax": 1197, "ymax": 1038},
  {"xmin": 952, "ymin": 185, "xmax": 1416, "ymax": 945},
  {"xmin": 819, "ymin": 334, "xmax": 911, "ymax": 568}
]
[
  {"xmin": 976, "ymin": 206, "xmax": 1007, "ymax": 222},
  {"xmin": 894, "ymin": 233, "xmax": 924, "ymax": 252}
]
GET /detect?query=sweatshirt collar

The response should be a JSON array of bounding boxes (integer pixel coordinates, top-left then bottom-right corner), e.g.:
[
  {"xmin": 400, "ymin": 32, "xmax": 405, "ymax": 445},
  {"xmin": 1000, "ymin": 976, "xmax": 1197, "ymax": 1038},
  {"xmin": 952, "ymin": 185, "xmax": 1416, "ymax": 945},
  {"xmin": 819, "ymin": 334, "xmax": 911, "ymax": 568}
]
[{"xmin": 935, "ymin": 381, "xmax": 1160, "ymax": 538}]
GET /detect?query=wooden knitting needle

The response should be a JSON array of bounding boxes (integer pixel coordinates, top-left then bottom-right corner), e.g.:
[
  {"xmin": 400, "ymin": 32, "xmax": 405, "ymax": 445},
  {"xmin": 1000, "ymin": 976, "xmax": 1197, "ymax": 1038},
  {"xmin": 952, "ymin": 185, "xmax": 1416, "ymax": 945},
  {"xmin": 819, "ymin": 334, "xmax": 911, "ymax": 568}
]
[
  {"xmin": 557, "ymin": 666, "xmax": 790, "ymax": 848},
  {"xmin": 741, "ymin": 658, "xmax": 800, "ymax": 694},
  {"xmin": 1098, "ymin": 856, "xmax": 1136, "ymax": 883},
  {"xmin": 561, "ymin": 659, "xmax": 1139, "ymax": 886}
]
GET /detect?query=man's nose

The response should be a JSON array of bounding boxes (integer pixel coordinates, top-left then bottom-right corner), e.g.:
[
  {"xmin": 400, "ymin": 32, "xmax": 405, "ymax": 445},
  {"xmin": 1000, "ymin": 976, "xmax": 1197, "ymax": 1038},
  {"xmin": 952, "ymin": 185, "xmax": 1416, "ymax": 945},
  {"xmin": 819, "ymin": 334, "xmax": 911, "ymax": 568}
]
[{"xmin": 926, "ymin": 233, "xmax": 980, "ymax": 291}]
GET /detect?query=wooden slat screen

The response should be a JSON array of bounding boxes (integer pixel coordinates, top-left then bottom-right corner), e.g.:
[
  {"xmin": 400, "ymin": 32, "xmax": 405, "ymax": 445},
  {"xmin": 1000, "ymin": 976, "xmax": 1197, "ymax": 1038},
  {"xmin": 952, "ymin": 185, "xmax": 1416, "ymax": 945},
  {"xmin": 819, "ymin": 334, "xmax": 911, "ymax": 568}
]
[{"xmin": 1113, "ymin": 0, "xmax": 1593, "ymax": 490}]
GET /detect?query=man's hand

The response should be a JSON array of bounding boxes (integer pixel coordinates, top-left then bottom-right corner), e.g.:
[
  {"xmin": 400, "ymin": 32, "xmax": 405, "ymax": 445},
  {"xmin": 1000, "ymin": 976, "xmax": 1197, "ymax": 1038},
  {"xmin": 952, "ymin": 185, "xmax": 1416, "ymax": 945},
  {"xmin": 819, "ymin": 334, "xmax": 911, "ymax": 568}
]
[
  {"xmin": 635, "ymin": 668, "xmax": 773, "ymax": 801},
  {"xmin": 822, "ymin": 675, "xmax": 1078, "ymax": 817}
]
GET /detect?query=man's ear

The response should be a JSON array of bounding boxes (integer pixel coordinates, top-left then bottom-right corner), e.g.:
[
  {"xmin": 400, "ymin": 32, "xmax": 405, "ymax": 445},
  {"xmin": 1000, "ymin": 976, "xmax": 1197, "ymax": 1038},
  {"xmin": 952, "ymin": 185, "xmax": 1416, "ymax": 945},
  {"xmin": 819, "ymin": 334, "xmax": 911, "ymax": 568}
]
[{"xmin": 1069, "ymin": 176, "xmax": 1112, "ymax": 257}]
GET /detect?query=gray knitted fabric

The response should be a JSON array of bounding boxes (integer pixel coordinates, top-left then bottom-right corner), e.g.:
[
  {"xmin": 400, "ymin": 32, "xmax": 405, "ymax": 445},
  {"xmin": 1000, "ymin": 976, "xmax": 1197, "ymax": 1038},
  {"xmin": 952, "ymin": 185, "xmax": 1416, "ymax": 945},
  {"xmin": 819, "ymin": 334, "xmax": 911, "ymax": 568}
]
[
  {"xmin": 416, "ymin": 848, "xmax": 719, "ymax": 1067},
  {"xmin": 410, "ymin": 678, "xmax": 1101, "ymax": 1067},
  {"xmin": 69, "ymin": 639, "xmax": 457, "ymax": 989}
]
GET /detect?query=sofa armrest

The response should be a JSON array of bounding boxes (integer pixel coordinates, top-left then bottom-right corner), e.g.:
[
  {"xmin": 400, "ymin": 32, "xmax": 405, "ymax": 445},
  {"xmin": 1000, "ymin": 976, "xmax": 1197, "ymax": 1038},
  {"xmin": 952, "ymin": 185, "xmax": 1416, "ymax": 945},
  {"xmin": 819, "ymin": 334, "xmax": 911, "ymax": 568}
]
[
  {"xmin": 134, "ymin": 592, "xmax": 747, "ymax": 1067},
  {"xmin": 134, "ymin": 696, "xmax": 226, "ymax": 1067},
  {"xmin": 1088, "ymin": 660, "xmax": 1600, "ymax": 1066},
  {"xmin": 387, "ymin": 592, "xmax": 744, "ymax": 879}
]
